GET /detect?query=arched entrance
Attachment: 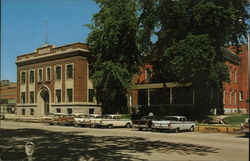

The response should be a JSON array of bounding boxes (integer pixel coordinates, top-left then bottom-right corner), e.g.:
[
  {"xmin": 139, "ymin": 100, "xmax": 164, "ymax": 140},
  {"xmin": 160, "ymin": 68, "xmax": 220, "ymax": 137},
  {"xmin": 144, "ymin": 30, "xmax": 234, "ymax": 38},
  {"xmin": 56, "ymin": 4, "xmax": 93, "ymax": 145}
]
[{"xmin": 40, "ymin": 87, "xmax": 50, "ymax": 115}]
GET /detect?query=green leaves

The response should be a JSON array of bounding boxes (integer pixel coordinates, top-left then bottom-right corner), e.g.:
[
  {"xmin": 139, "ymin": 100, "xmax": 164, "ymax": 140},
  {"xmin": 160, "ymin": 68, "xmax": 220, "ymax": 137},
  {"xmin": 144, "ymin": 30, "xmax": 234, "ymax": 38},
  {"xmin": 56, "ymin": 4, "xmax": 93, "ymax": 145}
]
[{"xmin": 86, "ymin": 0, "xmax": 140, "ymax": 113}]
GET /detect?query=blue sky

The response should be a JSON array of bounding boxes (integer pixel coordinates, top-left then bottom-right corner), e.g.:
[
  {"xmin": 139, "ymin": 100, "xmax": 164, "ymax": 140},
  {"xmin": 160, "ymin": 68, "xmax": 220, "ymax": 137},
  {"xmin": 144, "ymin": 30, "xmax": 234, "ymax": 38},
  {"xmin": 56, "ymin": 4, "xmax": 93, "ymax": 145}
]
[{"xmin": 1, "ymin": 0, "xmax": 99, "ymax": 82}]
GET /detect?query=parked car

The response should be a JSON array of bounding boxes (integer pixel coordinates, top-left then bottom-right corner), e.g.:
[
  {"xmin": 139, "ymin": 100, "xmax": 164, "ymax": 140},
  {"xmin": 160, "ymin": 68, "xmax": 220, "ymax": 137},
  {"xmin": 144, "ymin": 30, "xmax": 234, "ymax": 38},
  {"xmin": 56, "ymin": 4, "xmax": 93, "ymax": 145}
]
[
  {"xmin": 151, "ymin": 116, "xmax": 196, "ymax": 132},
  {"xmin": 42, "ymin": 113, "xmax": 67, "ymax": 125},
  {"xmin": 132, "ymin": 115, "xmax": 162, "ymax": 131},
  {"xmin": 73, "ymin": 113, "xmax": 89, "ymax": 127},
  {"xmin": 0, "ymin": 113, "xmax": 5, "ymax": 120},
  {"xmin": 58, "ymin": 114, "xmax": 75, "ymax": 126},
  {"xmin": 84, "ymin": 114, "xmax": 102, "ymax": 127},
  {"xmin": 90, "ymin": 114, "xmax": 132, "ymax": 128},
  {"xmin": 42, "ymin": 113, "xmax": 55, "ymax": 125},
  {"xmin": 240, "ymin": 118, "xmax": 249, "ymax": 137},
  {"xmin": 201, "ymin": 117, "xmax": 227, "ymax": 125}
]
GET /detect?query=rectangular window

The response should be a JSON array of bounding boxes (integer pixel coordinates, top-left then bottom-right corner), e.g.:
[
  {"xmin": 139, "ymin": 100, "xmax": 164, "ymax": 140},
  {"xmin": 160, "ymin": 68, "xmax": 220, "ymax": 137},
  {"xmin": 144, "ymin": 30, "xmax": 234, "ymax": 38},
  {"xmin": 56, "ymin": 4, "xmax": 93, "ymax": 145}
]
[
  {"xmin": 30, "ymin": 71, "xmax": 34, "ymax": 83},
  {"xmin": 67, "ymin": 64, "xmax": 73, "ymax": 79},
  {"xmin": 22, "ymin": 109, "xmax": 25, "ymax": 115},
  {"xmin": 223, "ymin": 90, "xmax": 226, "ymax": 105},
  {"xmin": 56, "ymin": 108, "xmax": 61, "ymax": 113},
  {"xmin": 56, "ymin": 66, "xmax": 61, "ymax": 80},
  {"xmin": 56, "ymin": 90, "xmax": 61, "ymax": 103},
  {"xmin": 47, "ymin": 68, "xmax": 51, "ymax": 81},
  {"xmin": 67, "ymin": 89, "xmax": 73, "ymax": 102},
  {"xmin": 89, "ymin": 108, "xmax": 94, "ymax": 114},
  {"xmin": 30, "ymin": 91, "xmax": 34, "ymax": 104},
  {"xmin": 38, "ymin": 69, "xmax": 43, "ymax": 82},
  {"xmin": 30, "ymin": 109, "xmax": 34, "ymax": 115},
  {"xmin": 21, "ymin": 92, "xmax": 26, "ymax": 104},
  {"xmin": 234, "ymin": 71, "xmax": 237, "ymax": 83},
  {"xmin": 239, "ymin": 91, "xmax": 243, "ymax": 101},
  {"xmin": 67, "ymin": 108, "xmax": 72, "ymax": 114},
  {"xmin": 21, "ymin": 72, "xmax": 26, "ymax": 84},
  {"xmin": 229, "ymin": 91, "xmax": 232, "ymax": 105},
  {"xmin": 88, "ymin": 89, "xmax": 95, "ymax": 102},
  {"xmin": 234, "ymin": 92, "xmax": 237, "ymax": 105}
]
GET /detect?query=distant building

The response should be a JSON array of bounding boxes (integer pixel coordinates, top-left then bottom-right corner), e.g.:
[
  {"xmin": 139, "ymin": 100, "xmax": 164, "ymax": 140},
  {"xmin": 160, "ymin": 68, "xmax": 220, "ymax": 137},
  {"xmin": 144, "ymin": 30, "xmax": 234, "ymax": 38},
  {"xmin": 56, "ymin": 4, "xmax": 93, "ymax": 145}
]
[
  {"xmin": 16, "ymin": 43, "xmax": 100, "ymax": 117},
  {"xmin": 223, "ymin": 45, "xmax": 249, "ymax": 114},
  {"xmin": 0, "ymin": 80, "xmax": 17, "ymax": 114}
]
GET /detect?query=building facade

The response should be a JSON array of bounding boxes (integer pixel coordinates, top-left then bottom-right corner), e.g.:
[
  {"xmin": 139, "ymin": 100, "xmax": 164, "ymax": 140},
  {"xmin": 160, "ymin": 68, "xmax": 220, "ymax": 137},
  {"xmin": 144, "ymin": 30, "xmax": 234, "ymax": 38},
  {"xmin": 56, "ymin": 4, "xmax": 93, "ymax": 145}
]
[
  {"xmin": 223, "ymin": 45, "xmax": 249, "ymax": 114},
  {"xmin": 0, "ymin": 80, "xmax": 17, "ymax": 114},
  {"xmin": 16, "ymin": 43, "xmax": 100, "ymax": 117}
]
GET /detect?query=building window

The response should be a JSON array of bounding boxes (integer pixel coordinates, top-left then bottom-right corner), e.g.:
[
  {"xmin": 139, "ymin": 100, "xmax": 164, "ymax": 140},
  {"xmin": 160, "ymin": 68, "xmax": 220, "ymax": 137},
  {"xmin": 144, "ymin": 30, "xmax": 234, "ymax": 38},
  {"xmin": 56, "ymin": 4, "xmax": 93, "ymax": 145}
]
[
  {"xmin": 21, "ymin": 72, "xmax": 26, "ymax": 84},
  {"xmin": 239, "ymin": 91, "xmax": 243, "ymax": 101},
  {"xmin": 56, "ymin": 89, "xmax": 61, "ymax": 103},
  {"xmin": 88, "ymin": 89, "xmax": 95, "ymax": 102},
  {"xmin": 30, "ymin": 109, "xmax": 34, "ymax": 115},
  {"xmin": 56, "ymin": 66, "xmax": 61, "ymax": 80},
  {"xmin": 30, "ymin": 91, "xmax": 35, "ymax": 104},
  {"xmin": 38, "ymin": 69, "xmax": 43, "ymax": 82},
  {"xmin": 47, "ymin": 68, "xmax": 51, "ymax": 81},
  {"xmin": 21, "ymin": 92, "xmax": 26, "ymax": 104},
  {"xmin": 67, "ymin": 64, "xmax": 73, "ymax": 79},
  {"xmin": 89, "ymin": 108, "xmax": 94, "ymax": 114},
  {"xmin": 67, "ymin": 89, "xmax": 73, "ymax": 102},
  {"xmin": 67, "ymin": 108, "xmax": 72, "ymax": 114},
  {"xmin": 234, "ymin": 70, "xmax": 237, "ymax": 83},
  {"xmin": 30, "ymin": 71, "xmax": 34, "ymax": 83},
  {"xmin": 223, "ymin": 90, "xmax": 225, "ymax": 105},
  {"xmin": 229, "ymin": 91, "xmax": 232, "ymax": 105},
  {"xmin": 234, "ymin": 92, "xmax": 237, "ymax": 105},
  {"xmin": 56, "ymin": 108, "xmax": 61, "ymax": 113},
  {"xmin": 22, "ymin": 109, "xmax": 25, "ymax": 115}
]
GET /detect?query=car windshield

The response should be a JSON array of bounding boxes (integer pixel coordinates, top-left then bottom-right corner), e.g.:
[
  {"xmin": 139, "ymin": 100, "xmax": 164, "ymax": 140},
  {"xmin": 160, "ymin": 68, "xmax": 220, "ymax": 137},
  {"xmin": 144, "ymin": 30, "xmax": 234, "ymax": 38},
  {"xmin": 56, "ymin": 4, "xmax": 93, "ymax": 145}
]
[{"xmin": 163, "ymin": 116, "xmax": 178, "ymax": 121}]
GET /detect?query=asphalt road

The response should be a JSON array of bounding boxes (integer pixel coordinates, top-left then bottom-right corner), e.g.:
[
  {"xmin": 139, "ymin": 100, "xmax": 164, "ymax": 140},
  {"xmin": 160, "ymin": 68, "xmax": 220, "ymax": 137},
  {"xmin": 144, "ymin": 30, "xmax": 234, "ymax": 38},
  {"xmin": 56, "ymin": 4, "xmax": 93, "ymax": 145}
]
[{"xmin": 0, "ymin": 120, "xmax": 249, "ymax": 161}]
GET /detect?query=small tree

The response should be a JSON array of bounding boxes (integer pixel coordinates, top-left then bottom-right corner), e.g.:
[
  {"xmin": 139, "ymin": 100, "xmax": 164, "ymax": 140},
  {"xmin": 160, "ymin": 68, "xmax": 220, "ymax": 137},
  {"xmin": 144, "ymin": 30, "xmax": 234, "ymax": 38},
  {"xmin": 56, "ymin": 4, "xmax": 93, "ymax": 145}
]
[{"xmin": 86, "ymin": 0, "xmax": 140, "ymax": 114}]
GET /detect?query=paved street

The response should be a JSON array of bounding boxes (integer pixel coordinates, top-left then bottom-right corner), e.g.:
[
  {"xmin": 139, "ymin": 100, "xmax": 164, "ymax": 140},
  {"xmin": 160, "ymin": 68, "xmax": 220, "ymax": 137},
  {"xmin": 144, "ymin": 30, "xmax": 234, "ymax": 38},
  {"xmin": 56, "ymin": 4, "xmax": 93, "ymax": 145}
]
[{"xmin": 0, "ymin": 120, "xmax": 249, "ymax": 161}]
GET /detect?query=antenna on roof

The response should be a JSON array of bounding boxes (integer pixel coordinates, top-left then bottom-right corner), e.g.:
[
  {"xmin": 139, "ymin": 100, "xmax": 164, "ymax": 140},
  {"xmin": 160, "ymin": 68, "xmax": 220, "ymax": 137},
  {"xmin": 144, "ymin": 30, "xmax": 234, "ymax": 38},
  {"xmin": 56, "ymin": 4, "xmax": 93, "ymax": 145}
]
[
  {"xmin": 45, "ymin": 20, "xmax": 48, "ymax": 45},
  {"xmin": 41, "ymin": 20, "xmax": 49, "ymax": 47}
]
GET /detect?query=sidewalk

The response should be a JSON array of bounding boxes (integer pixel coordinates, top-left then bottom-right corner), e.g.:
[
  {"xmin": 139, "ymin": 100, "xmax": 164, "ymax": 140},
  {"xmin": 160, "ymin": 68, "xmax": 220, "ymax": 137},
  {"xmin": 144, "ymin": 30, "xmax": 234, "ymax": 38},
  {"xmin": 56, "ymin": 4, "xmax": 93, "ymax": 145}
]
[{"xmin": 4, "ymin": 114, "xmax": 42, "ymax": 123}]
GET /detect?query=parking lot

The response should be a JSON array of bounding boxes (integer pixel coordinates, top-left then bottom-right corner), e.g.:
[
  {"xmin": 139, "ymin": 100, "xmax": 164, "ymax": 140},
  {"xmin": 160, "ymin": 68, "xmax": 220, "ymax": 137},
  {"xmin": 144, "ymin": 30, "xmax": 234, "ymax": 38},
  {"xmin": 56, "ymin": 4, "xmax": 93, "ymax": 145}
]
[{"xmin": 0, "ymin": 120, "xmax": 249, "ymax": 161}]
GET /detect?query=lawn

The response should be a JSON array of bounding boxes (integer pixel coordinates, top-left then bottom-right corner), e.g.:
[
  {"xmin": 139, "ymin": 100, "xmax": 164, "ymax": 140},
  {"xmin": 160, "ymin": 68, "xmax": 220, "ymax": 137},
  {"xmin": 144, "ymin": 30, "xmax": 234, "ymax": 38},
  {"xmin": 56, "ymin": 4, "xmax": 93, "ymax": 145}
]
[{"xmin": 223, "ymin": 114, "xmax": 249, "ymax": 125}]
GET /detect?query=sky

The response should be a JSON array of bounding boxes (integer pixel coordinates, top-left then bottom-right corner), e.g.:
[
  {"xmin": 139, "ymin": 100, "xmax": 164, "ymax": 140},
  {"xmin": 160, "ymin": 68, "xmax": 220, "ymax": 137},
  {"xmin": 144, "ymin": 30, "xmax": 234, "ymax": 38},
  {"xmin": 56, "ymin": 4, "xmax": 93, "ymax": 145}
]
[{"xmin": 1, "ymin": 0, "xmax": 100, "ymax": 82}]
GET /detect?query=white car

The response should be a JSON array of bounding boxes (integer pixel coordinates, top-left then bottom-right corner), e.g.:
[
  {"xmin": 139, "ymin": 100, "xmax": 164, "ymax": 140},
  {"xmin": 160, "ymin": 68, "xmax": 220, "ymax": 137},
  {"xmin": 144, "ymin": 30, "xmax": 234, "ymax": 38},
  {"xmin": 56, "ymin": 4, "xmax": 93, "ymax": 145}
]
[
  {"xmin": 152, "ymin": 116, "xmax": 196, "ymax": 132},
  {"xmin": 90, "ymin": 114, "xmax": 132, "ymax": 128},
  {"xmin": 72, "ymin": 113, "xmax": 89, "ymax": 127}
]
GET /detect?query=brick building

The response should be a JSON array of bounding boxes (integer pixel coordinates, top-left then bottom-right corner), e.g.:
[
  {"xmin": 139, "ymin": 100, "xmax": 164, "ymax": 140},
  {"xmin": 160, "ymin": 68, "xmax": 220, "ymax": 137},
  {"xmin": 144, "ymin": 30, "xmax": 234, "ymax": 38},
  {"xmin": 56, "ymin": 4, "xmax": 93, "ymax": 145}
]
[
  {"xmin": 0, "ymin": 80, "xmax": 17, "ymax": 114},
  {"xmin": 223, "ymin": 45, "xmax": 249, "ymax": 114},
  {"xmin": 16, "ymin": 42, "xmax": 100, "ymax": 117}
]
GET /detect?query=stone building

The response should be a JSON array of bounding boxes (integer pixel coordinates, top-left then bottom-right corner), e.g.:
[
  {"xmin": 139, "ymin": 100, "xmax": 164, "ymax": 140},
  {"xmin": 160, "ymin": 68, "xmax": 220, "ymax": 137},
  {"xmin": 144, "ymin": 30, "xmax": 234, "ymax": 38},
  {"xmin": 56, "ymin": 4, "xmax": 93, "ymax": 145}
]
[
  {"xmin": 16, "ymin": 42, "xmax": 100, "ymax": 117},
  {"xmin": 0, "ymin": 80, "xmax": 17, "ymax": 114}
]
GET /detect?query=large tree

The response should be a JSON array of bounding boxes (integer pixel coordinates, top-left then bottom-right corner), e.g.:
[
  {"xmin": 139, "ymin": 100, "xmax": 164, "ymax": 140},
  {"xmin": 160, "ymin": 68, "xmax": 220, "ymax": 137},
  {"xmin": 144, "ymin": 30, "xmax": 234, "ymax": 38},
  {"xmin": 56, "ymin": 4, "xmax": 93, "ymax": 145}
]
[
  {"xmin": 138, "ymin": 0, "xmax": 249, "ymax": 117},
  {"xmin": 86, "ymin": 0, "xmax": 140, "ymax": 114}
]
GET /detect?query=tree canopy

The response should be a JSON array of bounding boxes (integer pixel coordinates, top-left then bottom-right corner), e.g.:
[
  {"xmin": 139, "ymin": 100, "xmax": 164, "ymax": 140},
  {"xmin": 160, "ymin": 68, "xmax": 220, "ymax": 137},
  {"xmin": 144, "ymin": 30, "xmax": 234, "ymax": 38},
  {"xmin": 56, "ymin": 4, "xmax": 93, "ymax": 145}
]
[{"xmin": 86, "ymin": 0, "xmax": 140, "ymax": 114}]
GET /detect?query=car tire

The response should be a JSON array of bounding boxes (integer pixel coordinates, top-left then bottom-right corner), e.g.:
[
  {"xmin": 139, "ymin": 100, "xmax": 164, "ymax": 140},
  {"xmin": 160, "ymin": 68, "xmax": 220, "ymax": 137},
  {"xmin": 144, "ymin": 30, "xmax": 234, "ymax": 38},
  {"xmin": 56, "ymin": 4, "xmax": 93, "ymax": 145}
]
[
  {"xmin": 90, "ymin": 124, "xmax": 95, "ymax": 128},
  {"xmin": 107, "ymin": 124, "xmax": 113, "ymax": 129},
  {"xmin": 125, "ymin": 123, "xmax": 131, "ymax": 128},
  {"xmin": 138, "ymin": 127, "xmax": 143, "ymax": 131},
  {"xmin": 190, "ymin": 126, "xmax": 195, "ymax": 132},
  {"xmin": 49, "ymin": 122, "xmax": 53, "ymax": 125},
  {"xmin": 175, "ymin": 128, "xmax": 180, "ymax": 133},
  {"xmin": 74, "ymin": 123, "xmax": 79, "ymax": 127}
]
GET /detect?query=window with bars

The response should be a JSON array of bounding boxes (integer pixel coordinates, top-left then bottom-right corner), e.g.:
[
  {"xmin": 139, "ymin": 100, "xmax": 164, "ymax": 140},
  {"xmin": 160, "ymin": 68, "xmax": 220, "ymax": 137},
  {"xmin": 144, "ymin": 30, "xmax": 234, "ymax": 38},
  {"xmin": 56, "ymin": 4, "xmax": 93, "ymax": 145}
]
[
  {"xmin": 30, "ymin": 109, "xmax": 34, "ymax": 115},
  {"xmin": 56, "ymin": 66, "xmax": 61, "ymax": 80},
  {"xmin": 30, "ymin": 71, "xmax": 34, "ymax": 83},
  {"xmin": 21, "ymin": 92, "xmax": 26, "ymax": 104},
  {"xmin": 30, "ymin": 91, "xmax": 34, "ymax": 104},
  {"xmin": 67, "ymin": 89, "xmax": 73, "ymax": 102},
  {"xmin": 47, "ymin": 68, "xmax": 51, "ymax": 81},
  {"xmin": 56, "ymin": 90, "xmax": 61, "ymax": 103},
  {"xmin": 88, "ymin": 89, "xmax": 95, "ymax": 102},
  {"xmin": 21, "ymin": 72, "xmax": 26, "ymax": 84},
  {"xmin": 38, "ymin": 69, "xmax": 43, "ymax": 82},
  {"xmin": 67, "ymin": 64, "xmax": 73, "ymax": 79}
]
